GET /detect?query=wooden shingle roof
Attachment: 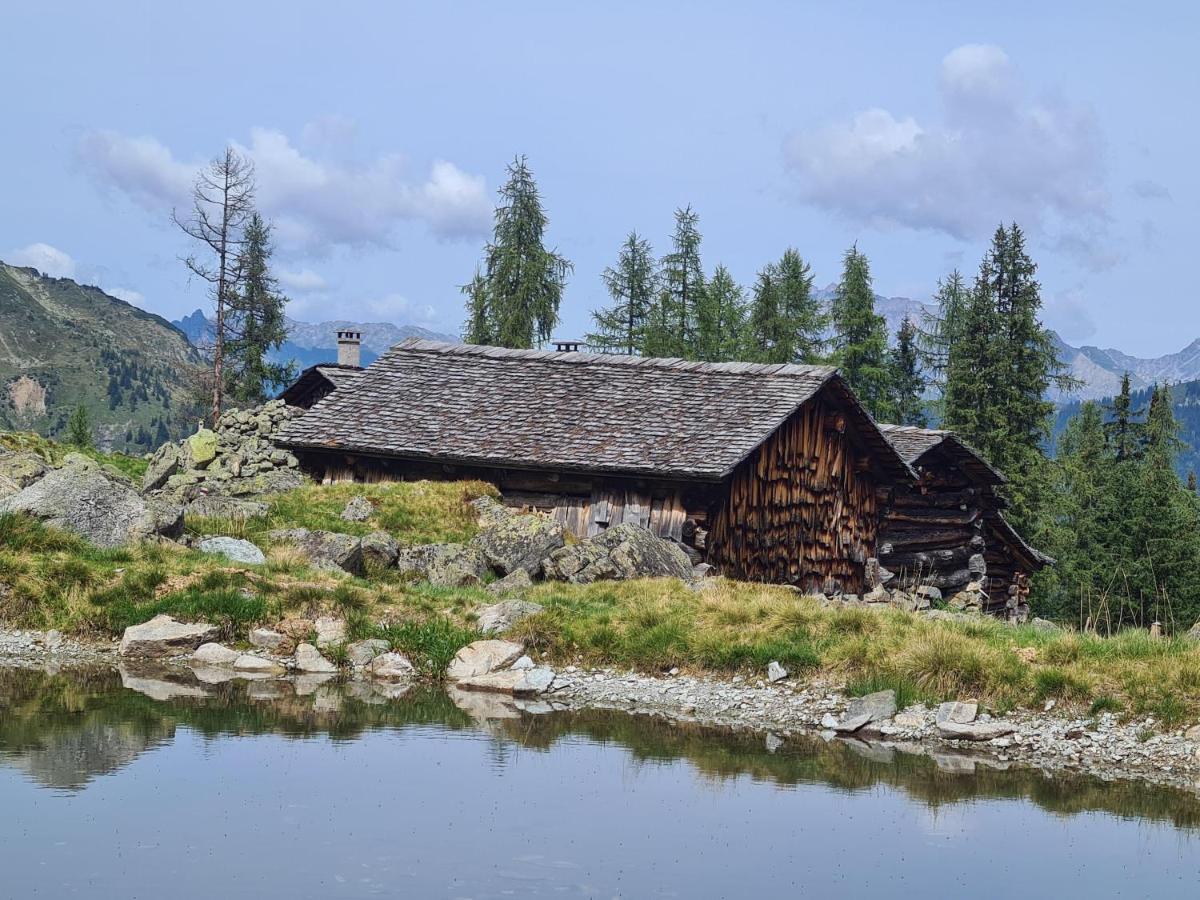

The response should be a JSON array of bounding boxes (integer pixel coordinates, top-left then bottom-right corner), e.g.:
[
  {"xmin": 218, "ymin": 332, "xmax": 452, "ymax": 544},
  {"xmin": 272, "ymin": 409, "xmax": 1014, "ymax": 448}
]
[
  {"xmin": 877, "ymin": 424, "xmax": 1005, "ymax": 486},
  {"xmin": 276, "ymin": 339, "xmax": 915, "ymax": 483}
]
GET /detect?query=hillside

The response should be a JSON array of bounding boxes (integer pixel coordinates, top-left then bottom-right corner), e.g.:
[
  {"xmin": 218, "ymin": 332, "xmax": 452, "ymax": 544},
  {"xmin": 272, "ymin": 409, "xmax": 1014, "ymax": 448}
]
[
  {"xmin": 173, "ymin": 309, "xmax": 458, "ymax": 370},
  {"xmin": 0, "ymin": 263, "xmax": 202, "ymax": 452}
]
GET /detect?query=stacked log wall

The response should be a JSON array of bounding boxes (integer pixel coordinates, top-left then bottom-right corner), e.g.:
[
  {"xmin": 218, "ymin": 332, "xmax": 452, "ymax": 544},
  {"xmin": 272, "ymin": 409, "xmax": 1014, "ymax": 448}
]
[{"xmin": 707, "ymin": 398, "xmax": 878, "ymax": 593}]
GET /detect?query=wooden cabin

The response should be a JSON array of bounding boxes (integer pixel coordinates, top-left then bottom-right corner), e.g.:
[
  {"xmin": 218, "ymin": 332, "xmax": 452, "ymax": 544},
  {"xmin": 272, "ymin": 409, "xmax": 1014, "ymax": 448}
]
[
  {"xmin": 279, "ymin": 365, "xmax": 362, "ymax": 410},
  {"xmin": 275, "ymin": 339, "xmax": 916, "ymax": 593},
  {"xmin": 876, "ymin": 424, "xmax": 1051, "ymax": 615}
]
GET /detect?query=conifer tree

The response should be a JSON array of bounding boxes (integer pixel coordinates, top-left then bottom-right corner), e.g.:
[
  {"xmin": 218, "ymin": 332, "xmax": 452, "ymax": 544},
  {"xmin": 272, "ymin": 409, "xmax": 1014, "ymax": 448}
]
[
  {"xmin": 224, "ymin": 213, "xmax": 294, "ymax": 405},
  {"xmin": 1104, "ymin": 373, "xmax": 1142, "ymax": 461},
  {"xmin": 830, "ymin": 245, "xmax": 891, "ymax": 418},
  {"xmin": 67, "ymin": 404, "xmax": 93, "ymax": 448},
  {"xmin": 587, "ymin": 232, "xmax": 656, "ymax": 354},
  {"xmin": 462, "ymin": 156, "xmax": 572, "ymax": 348},
  {"xmin": 918, "ymin": 270, "xmax": 969, "ymax": 387},
  {"xmin": 889, "ymin": 317, "xmax": 927, "ymax": 426},
  {"xmin": 775, "ymin": 249, "xmax": 824, "ymax": 363},
  {"xmin": 647, "ymin": 206, "xmax": 705, "ymax": 358},
  {"xmin": 744, "ymin": 264, "xmax": 783, "ymax": 363},
  {"xmin": 695, "ymin": 265, "xmax": 747, "ymax": 361}
]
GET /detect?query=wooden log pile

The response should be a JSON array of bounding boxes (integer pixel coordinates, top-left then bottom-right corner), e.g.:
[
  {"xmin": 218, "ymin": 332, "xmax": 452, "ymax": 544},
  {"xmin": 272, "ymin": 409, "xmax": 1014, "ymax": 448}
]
[{"xmin": 708, "ymin": 399, "xmax": 878, "ymax": 593}]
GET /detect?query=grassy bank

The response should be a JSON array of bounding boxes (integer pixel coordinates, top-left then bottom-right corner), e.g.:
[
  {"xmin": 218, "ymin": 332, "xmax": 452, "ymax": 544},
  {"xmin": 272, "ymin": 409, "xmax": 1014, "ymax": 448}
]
[{"xmin": 2, "ymin": 477, "xmax": 1200, "ymax": 726}]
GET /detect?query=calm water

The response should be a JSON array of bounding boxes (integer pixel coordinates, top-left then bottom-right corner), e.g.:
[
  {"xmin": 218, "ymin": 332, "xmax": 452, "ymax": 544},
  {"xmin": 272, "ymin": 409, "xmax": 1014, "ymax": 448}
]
[{"xmin": 1, "ymin": 666, "xmax": 1199, "ymax": 899}]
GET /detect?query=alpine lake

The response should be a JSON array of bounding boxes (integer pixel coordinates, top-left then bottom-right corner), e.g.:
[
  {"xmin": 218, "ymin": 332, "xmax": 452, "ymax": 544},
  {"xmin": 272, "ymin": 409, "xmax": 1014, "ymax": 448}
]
[{"xmin": 2, "ymin": 664, "xmax": 1198, "ymax": 899}]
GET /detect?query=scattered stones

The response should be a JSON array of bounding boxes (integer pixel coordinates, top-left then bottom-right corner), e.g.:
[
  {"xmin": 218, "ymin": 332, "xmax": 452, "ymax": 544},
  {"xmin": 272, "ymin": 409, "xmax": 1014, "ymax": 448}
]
[
  {"xmin": 367, "ymin": 652, "xmax": 415, "ymax": 682},
  {"xmin": 249, "ymin": 628, "xmax": 287, "ymax": 651},
  {"xmin": 295, "ymin": 642, "xmax": 338, "ymax": 673},
  {"xmin": 346, "ymin": 639, "xmax": 390, "ymax": 668},
  {"xmin": 0, "ymin": 455, "xmax": 183, "ymax": 548},
  {"xmin": 233, "ymin": 654, "xmax": 286, "ymax": 675},
  {"xmin": 469, "ymin": 497, "xmax": 565, "ymax": 576},
  {"xmin": 196, "ymin": 536, "xmax": 266, "ymax": 565},
  {"xmin": 485, "ymin": 569, "xmax": 534, "ymax": 598},
  {"xmin": 119, "ymin": 615, "xmax": 219, "ymax": 658},
  {"xmin": 834, "ymin": 690, "xmax": 897, "ymax": 733},
  {"xmin": 340, "ymin": 496, "xmax": 374, "ymax": 522},
  {"xmin": 477, "ymin": 599, "xmax": 544, "ymax": 635},
  {"xmin": 314, "ymin": 617, "xmax": 346, "ymax": 649},
  {"xmin": 395, "ymin": 543, "xmax": 490, "ymax": 588},
  {"xmin": 191, "ymin": 642, "xmax": 240, "ymax": 666},
  {"xmin": 541, "ymin": 523, "xmax": 695, "ymax": 584},
  {"xmin": 767, "ymin": 661, "xmax": 788, "ymax": 683},
  {"xmin": 446, "ymin": 639, "xmax": 525, "ymax": 680}
]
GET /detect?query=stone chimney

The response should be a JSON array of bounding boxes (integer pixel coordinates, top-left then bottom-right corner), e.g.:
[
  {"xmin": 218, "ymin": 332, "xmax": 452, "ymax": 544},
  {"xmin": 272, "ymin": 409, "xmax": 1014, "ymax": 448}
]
[{"xmin": 337, "ymin": 330, "xmax": 362, "ymax": 368}]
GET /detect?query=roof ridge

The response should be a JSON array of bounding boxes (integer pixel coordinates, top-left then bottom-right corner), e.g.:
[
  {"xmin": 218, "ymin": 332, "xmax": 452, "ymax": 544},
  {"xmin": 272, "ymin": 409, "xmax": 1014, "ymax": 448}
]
[{"xmin": 391, "ymin": 337, "xmax": 839, "ymax": 378}]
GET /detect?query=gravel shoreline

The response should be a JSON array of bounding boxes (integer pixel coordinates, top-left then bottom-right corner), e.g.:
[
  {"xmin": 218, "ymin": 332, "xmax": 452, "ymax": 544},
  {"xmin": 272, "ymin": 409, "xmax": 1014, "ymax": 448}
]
[{"xmin": 3, "ymin": 628, "xmax": 1199, "ymax": 796}]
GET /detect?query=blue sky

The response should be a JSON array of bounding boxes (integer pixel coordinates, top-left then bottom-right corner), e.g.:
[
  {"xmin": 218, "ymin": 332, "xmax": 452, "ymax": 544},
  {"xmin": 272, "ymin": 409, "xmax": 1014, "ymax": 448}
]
[{"xmin": 3, "ymin": 1, "xmax": 1196, "ymax": 356}]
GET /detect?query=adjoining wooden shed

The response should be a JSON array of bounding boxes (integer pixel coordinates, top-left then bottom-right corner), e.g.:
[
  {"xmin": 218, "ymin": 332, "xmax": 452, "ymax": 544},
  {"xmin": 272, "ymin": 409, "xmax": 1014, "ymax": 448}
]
[
  {"xmin": 278, "ymin": 364, "xmax": 363, "ymax": 410},
  {"xmin": 876, "ymin": 424, "xmax": 1051, "ymax": 614},
  {"xmin": 275, "ymin": 339, "xmax": 916, "ymax": 593}
]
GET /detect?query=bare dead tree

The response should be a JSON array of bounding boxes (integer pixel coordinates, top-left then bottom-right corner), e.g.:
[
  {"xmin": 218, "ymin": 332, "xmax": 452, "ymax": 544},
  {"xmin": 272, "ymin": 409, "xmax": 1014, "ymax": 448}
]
[{"xmin": 174, "ymin": 147, "xmax": 256, "ymax": 423}]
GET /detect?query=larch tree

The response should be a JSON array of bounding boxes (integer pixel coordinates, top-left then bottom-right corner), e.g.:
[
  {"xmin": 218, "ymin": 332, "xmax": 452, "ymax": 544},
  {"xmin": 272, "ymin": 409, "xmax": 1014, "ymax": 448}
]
[
  {"xmin": 647, "ymin": 206, "xmax": 705, "ymax": 358},
  {"xmin": 462, "ymin": 156, "xmax": 571, "ymax": 348},
  {"xmin": 67, "ymin": 403, "xmax": 93, "ymax": 448},
  {"xmin": 889, "ymin": 317, "xmax": 927, "ymax": 426},
  {"xmin": 743, "ymin": 249, "xmax": 824, "ymax": 365},
  {"xmin": 695, "ymin": 264, "xmax": 747, "ymax": 361},
  {"xmin": 174, "ymin": 147, "xmax": 256, "ymax": 423},
  {"xmin": 743, "ymin": 264, "xmax": 783, "ymax": 363},
  {"xmin": 830, "ymin": 245, "xmax": 891, "ymax": 418},
  {"xmin": 918, "ymin": 270, "xmax": 970, "ymax": 388},
  {"xmin": 587, "ymin": 232, "xmax": 657, "ymax": 354},
  {"xmin": 223, "ymin": 213, "xmax": 294, "ymax": 405}
]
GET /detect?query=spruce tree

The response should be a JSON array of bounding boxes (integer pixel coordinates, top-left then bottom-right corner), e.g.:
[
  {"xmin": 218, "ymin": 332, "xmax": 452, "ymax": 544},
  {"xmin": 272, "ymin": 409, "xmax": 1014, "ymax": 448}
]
[
  {"xmin": 830, "ymin": 245, "xmax": 891, "ymax": 418},
  {"xmin": 587, "ymin": 232, "xmax": 656, "ymax": 354},
  {"xmin": 67, "ymin": 404, "xmax": 93, "ymax": 448},
  {"xmin": 918, "ymin": 270, "xmax": 969, "ymax": 390},
  {"xmin": 224, "ymin": 213, "xmax": 294, "ymax": 404},
  {"xmin": 775, "ymin": 249, "xmax": 825, "ymax": 363},
  {"xmin": 1104, "ymin": 373, "xmax": 1142, "ymax": 461},
  {"xmin": 889, "ymin": 317, "xmax": 927, "ymax": 426},
  {"xmin": 649, "ymin": 206, "xmax": 705, "ymax": 358},
  {"xmin": 462, "ymin": 156, "xmax": 572, "ymax": 348},
  {"xmin": 744, "ymin": 264, "xmax": 783, "ymax": 363},
  {"xmin": 695, "ymin": 265, "xmax": 747, "ymax": 361}
]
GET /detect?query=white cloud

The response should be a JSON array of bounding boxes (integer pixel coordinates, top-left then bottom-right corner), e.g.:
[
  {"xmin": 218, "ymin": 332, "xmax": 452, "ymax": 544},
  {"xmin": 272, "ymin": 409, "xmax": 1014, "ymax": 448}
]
[
  {"xmin": 76, "ymin": 122, "xmax": 492, "ymax": 250},
  {"xmin": 277, "ymin": 267, "xmax": 329, "ymax": 293},
  {"xmin": 1131, "ymin": 179, "xmax": 1170, "ymax": 200},
  {"xmin": 1045, "ymin": 287, "xmax": 1097, "ymax": 342},
  {"xmin": 365, "ymin": 293, "xmax": 438, "ymax": 324},
  {"xmin": 106, "ymin": 287, "xmax": 145, "ymax": 306},
  {"xmin": 9, "ymin": 243, "xmax": 76, "ymax": 278},
  {"xmin": 783, "ymin": 44, "xmax": 1110, "ymax": 258}
]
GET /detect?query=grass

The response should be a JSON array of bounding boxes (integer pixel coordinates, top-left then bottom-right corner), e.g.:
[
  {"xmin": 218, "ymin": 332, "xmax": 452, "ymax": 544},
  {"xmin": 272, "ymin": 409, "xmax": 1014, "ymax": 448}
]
[{"xmin": 4, "ymin": 474, "xmax": 1200, "ymax": 727}]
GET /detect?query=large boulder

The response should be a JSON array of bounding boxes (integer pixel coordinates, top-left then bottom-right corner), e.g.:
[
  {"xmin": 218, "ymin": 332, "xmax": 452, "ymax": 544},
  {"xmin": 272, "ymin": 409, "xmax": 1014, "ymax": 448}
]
[
  {"xmin": 470, "ymin": 497, "xmax": 565, "ymax": 576},
  {"xmin": 119, "ymin": 614, "xmax": 219, "ymax": 657},
  {"xmin": 395, "ymin": 543, "xmax": 490, "ymax": 588},
  {"xmin": 541, "ymin": 523, "xmax": 694, "ymax": 584},
  {"xmin": 0, "ymin": 455, "xmax": 183, "ymax": 548},
  {"xmin": 446, "ymin": 639, "xmax": 525, "ymax": 680},
  {"xmin": 142, "ymin": 442, "xmax": 181, "ymax": 492},
  {"xmin": 197, "ymin": 536, "xmax": 266, "ymax": 565},
  {"xmin": 455, "ymin": 666, "xmax": 555, "ymax": 696},
  {"xmin": 295, "ymin": 642, "xmax": 338, "ymax": 673},
  {"xmin": 0, "ymin": 451, "xmax": 49, "ymax": 489},
  {"xmin": 367, "ymin": 652, "xmax": 416, "ymax": 682},
  {"xmin": 269, "ymin": 528, "xmax": 363, "ymax": 575},
  {"xmin": 833, "ymin": 690, "xmax": 898, "ymax": 733},
  {"xmin": 360, "ymin": 531, "xmax": 399, "ymax": 570},
  {"xmin": 181, "ymin": 429, "xmax": 219, "ymax": 469},
  {"xmin": 477, "ymin": 599, "xmax": 544, "ymax": 635}
]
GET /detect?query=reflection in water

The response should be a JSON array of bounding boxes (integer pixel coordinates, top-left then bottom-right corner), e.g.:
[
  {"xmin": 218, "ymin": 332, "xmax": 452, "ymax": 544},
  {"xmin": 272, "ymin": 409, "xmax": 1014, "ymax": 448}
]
[{"xmin": 1, "ymin": 663, "xmax": 1198, "ymax": 830}]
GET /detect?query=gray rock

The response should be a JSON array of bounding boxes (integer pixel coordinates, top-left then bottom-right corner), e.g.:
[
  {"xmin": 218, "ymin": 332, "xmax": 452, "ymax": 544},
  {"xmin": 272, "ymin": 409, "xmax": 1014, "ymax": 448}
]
[
  {"xmin": 834, "ymin": 690, "xmax": 897, "ymax": 733},
  {"xmin": 249, "ymin": 628, "xmax": 287, "ymax": 651},
  {"xmin": 455, "ymin": 666, "xmax": 555, "ymax": 696},
  {"xmin": 0, "ymin": 452, "xmax": 49, "ymax": 488},
  {"xmin": 184, "ymin": 496, "xmax": 270, "ymax": 520},
  {"xmin": 142, "ymin": 442, "xmax": 180, "ymax": 491},
  {"xmin": 367, "ymin": 652, "xmax": 416, "ymax": 682},
  {"xmin": 314, "ymin": 616, "xmax": 346, "ymax": 649},
  {"xmin": 197, "ymin": 536, "xmax": 266, "ymax": 565},
  {"xmin": 915, "ymin": 585, "xmax": 943, "ymax": 604},
  {"xmin": 470, "ymin": 497, "xmax": 565, "ymax": 576},
  {"xmin": 232, "ymin": 654, "xmax": 286, "ymax": 675},
  {"xmin": 340, "ymin": 496, "xmax": 374, "ymax": 522},
  {"xmin": 360, "ymin": 530, "xmax": 399, "ymax": 570},
  {"xmin": 767, "ymin": 661, "xmax": 788, "ymax": 683},
  {"xmin": 935, "ymin": 701, "xmax": 979, "ymax": 726},
  {"xmin": 0, "ymin": 455, "xmax": 183, "ymax": 548},
  {"xmin": 191, "ymin": 642, "xmax": 240, "ymax": 666},
  {"xmin": 510, "ymin": 655, "xmax": 535, "ymax": 671},
  {"xmin": 395, "ymin": 543, "xmax": 490, "ymax": 588},
  {"xmin": 541, "ymin": 523, "xmax": 695, "ymax": 584},
  {"xmin": 937, "ymin": 720, "xmax": 1015, "ymax": 741},
  {"xmin": 119, "ymin": 614, "xmax": 219, "ymax": 658},
  {"xmin": 477, "ymin": 599, "xmax": 544, "ymax": 635},
  {"xmin": 1184, "ymin": 724, "xmax": 1200, "ymax": 741},
  {"xmin": 269, "ymin": 528, "xmax": 363, "ymax": 575},
  {"xmin": 346, "ymin": 639, "xmax": 390, "ymax": 668},
  {"xmin": 485, "ymin": 568, "xmax": 534, "ymax": 598},
  {"xmin": 447, "ymin": 639, "xmax": 525, "ymax": 680},
  {"xmin": 1030, "ymin": 617, "xmax": 1063, "ymax": 633},
  {"xmin": 295, "ymin": 642, "xmax": 338, "ymax": 673}
]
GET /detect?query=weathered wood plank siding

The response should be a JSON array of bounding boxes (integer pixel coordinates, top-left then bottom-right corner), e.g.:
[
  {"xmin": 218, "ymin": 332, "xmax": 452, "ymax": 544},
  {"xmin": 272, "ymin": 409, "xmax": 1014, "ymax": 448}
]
[{"xmin": 708, "ymin": 399, "xmax": 879, "ymax": 592}]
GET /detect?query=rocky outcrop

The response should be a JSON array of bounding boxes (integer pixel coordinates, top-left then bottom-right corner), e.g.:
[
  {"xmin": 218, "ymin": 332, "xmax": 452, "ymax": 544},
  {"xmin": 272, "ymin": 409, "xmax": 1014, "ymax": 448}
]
[
  {"xmin": 143, "ymin": 400, "xmax": 304, "ymax": 511},
  {"xmin": 477, "ymin": 599, "xmax": 544, "ymax": 635},
  {"xmin": 119, "ymin": 614, "xmax": 218, "ymax": 657},
  {"xmin": 0, "ymin": 451, "xmax": 49, "ymax": 489},
  {"xmin": 446, "ymin": 639, "xmax": 525, "ymax": 680},
  {"xmin": 541, "ymin": 523, "xmax": 695, "ymax": 584},
  {"xmin": 395, "ymin": 543, "xmax": 490, "ymax": 587},
  {"xmin": 196, "ymin": 536, "xmax": 266, "ymax": 565},
  {"xmin": 469, "ymin": 497, "xmax": 564, "ymax": 576},
  {"xmin": 0, "ymin": 455, "xmax": 183, "ymax": 548}
]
